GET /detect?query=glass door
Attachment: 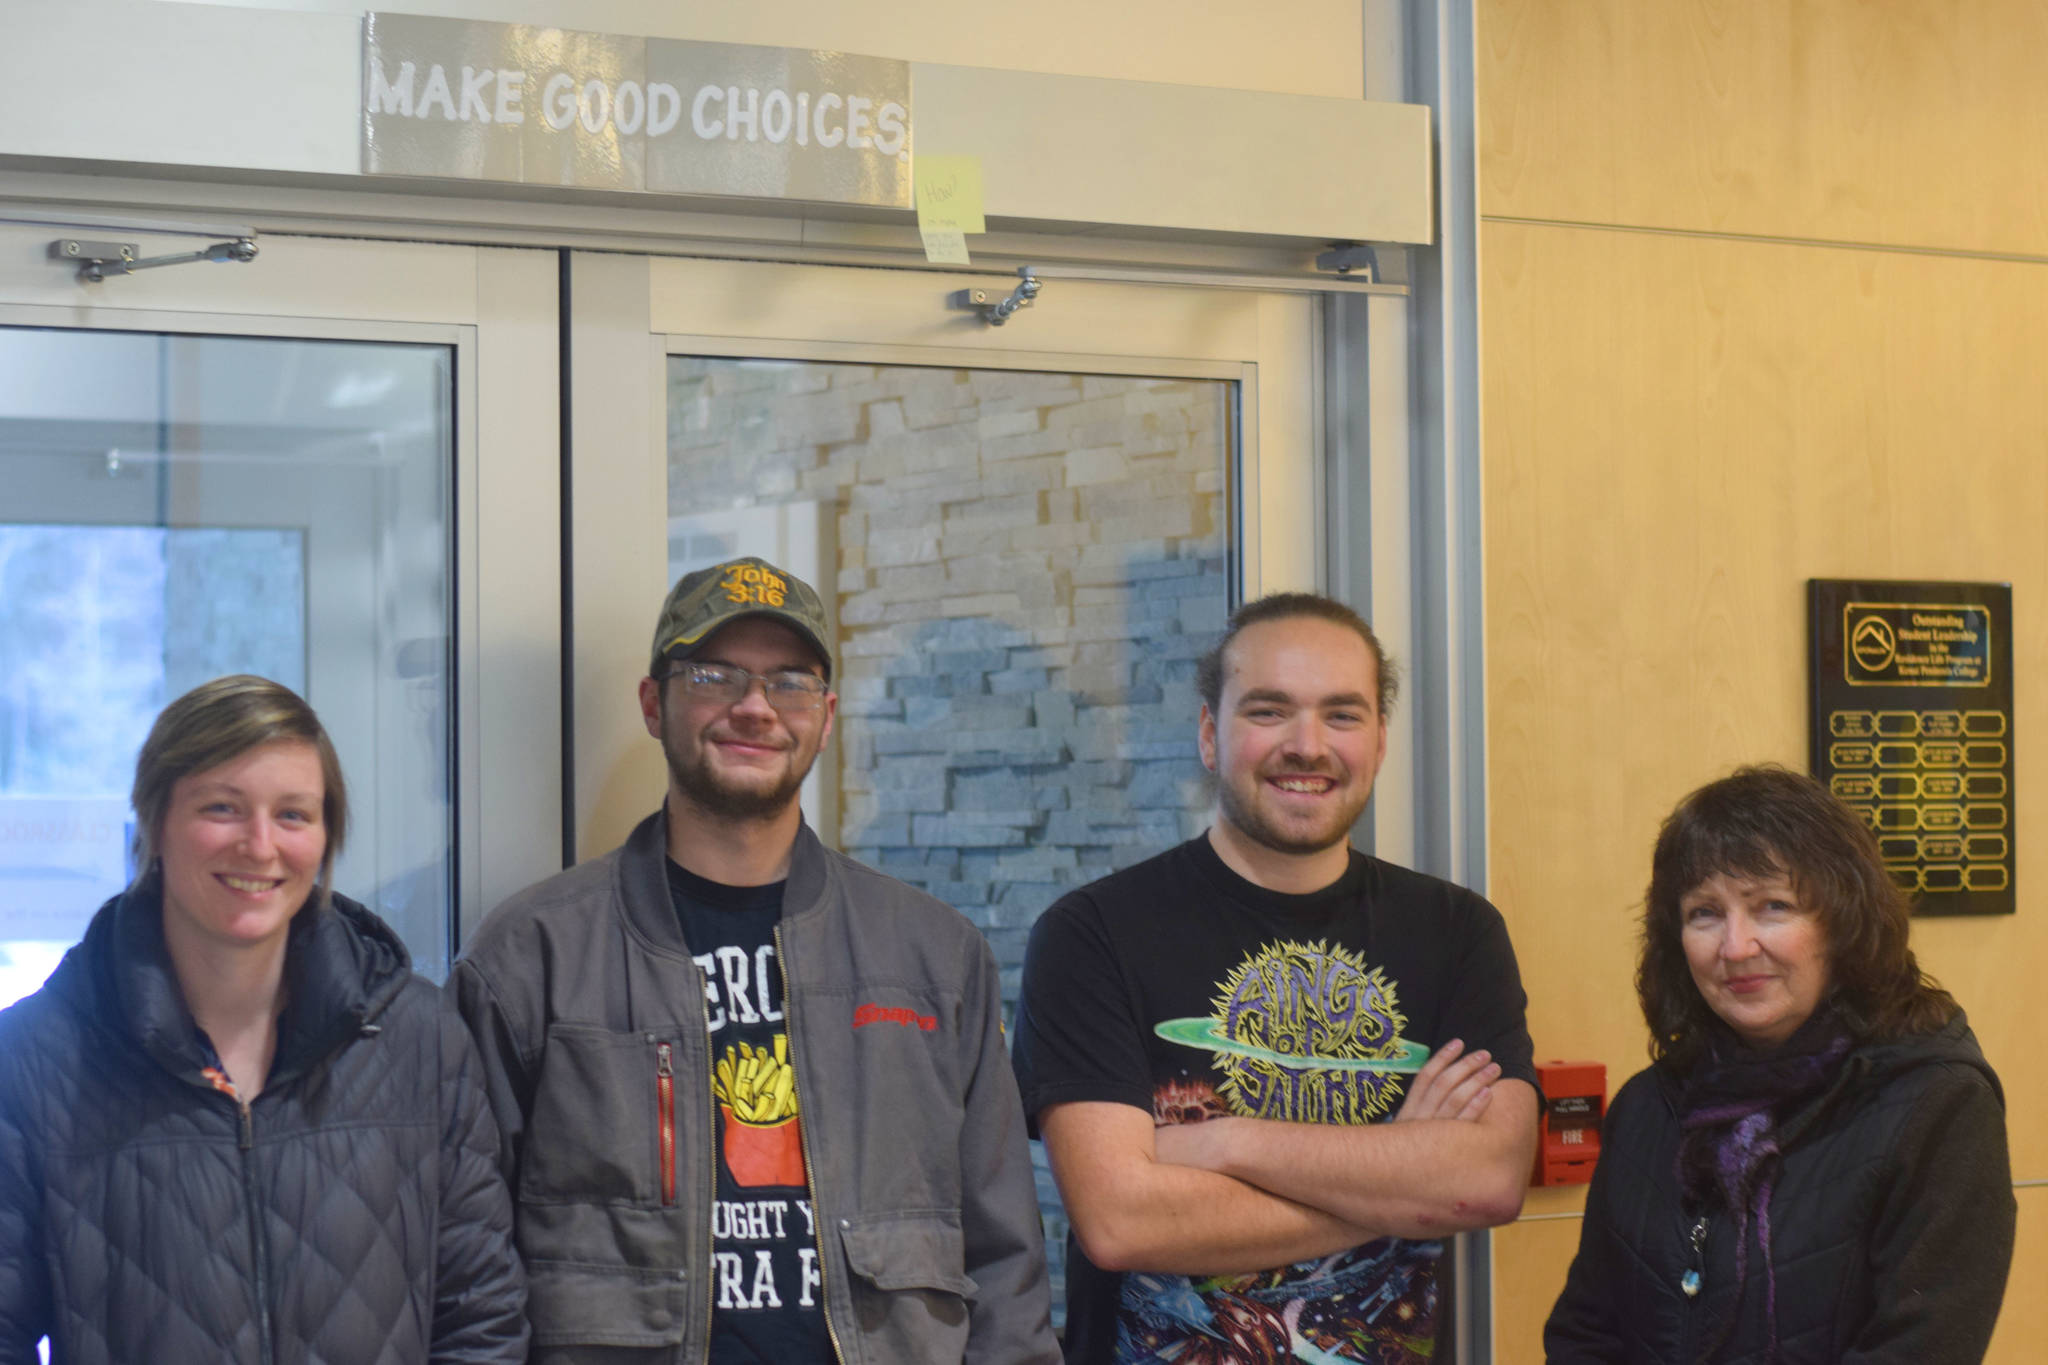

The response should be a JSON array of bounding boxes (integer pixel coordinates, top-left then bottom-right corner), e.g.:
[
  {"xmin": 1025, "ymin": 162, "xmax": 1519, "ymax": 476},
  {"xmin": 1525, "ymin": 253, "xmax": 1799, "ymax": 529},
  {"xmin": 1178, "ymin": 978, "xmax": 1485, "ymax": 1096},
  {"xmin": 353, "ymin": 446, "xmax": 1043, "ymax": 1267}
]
[
  {"xmin": 568, "ymin": 253, "xmax": 1322, "ymax": 859},
  {"xmin": 0, "ymin": 229, "xmax": 559, "ymax": 997},
  {"xmin": 0, "ymin": 327, "xmax": 454, "ymax": 993},
  {"xmin": 565, "ymin": 250, "xmax": 1324, "ymax": 1315}
]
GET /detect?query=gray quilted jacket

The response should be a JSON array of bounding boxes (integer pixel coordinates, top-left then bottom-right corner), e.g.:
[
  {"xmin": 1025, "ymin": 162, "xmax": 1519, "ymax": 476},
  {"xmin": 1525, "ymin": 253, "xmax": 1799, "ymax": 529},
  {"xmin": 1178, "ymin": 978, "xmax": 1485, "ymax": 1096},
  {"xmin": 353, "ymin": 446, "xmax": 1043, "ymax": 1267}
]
[
  {"xmin": 449, "ymin": 812, "xmax": 1059, "ymax": 1365},
  {"xmin": 0, "ymin": 885, "xmax": 528, "ymax": 1365}
]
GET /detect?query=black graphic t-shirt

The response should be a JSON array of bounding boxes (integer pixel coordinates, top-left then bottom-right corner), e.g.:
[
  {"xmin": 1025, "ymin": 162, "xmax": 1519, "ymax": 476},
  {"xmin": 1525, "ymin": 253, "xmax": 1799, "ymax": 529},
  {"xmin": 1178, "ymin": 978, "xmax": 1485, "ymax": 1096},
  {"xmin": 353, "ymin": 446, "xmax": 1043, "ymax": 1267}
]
[
  {"xmin": 1011, "ymin": 835, "xmax": 1537, "ymax": 1365},
  {"xmin": 668, "ymin": 860, "xmax": 833, "ymax": 1365}
]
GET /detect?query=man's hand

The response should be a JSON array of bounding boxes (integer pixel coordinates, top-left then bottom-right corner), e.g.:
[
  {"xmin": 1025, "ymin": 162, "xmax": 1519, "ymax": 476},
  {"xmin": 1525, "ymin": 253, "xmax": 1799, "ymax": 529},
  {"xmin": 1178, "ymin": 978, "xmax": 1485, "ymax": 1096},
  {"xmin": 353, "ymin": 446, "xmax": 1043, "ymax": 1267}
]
[
  {"xmin": 1393, "ymin": 1039, "xmax": 1500, "ymax": 1124},
  {"xmin": 1152, "ymin": 1042, "xmax": 1498, "ymax": 1165}
]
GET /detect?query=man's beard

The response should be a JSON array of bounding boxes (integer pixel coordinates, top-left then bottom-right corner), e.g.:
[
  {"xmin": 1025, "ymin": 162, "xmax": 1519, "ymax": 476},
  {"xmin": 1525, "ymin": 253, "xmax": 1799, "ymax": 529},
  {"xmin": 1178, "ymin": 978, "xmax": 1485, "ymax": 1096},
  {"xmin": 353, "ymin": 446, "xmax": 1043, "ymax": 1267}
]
[
  {"xmin": 661, "ymin": 706, "xmax": 814, "ymax": 820},
  {"xmin": 1214, "ymin": 764, "xmax": 1369, "ymax": 857}
]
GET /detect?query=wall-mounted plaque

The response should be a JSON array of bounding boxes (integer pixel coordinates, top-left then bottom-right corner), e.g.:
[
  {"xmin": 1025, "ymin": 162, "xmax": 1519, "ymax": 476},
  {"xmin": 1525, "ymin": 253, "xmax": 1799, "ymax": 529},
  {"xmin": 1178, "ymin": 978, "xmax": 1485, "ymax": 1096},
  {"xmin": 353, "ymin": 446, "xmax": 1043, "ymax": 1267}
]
[
  {"xmin": 362, "ymin": 14, "xmax": 912, "ymax": 207},
  {"xmin": 1809, "ymin": 579, "xmax": 2014, "ymax": 916}
]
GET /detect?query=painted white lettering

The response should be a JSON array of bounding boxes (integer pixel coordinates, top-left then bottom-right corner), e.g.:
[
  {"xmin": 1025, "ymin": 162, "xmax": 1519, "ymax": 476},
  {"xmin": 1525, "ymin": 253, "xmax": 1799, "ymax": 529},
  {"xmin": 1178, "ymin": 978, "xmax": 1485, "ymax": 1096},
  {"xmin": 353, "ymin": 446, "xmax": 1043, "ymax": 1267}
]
[
  {"xmin": 367, "ymin": 59, "xmax": 415, "ymax": 117},
  {"xmin": 718, "ymin": 947, "xmax": 759, "ymax": 1023},
  {"xmin": 874, "ymin": 101, "xmax": 907, "ymax": 158},
  {"xmin": 763, "ymin": 1199, "xmax": 789, "ymax": 1238},
  {"xmin": 761, "ymin": 88, "xmax": 793, "ymax": 143},
  {"xmin": 796, "ymin": 1199, "xmax": 817, "ymax": 1235},
  {"xmin": 692, "ymin": 84, "xmax": 723, "ymax": 138},
  {"xmin": 458, "ymin": 66, "xmax": 493, "ymax": 122},
  {"xmin": 494, "ymin": 68, "xmax": 525, "ymax": 124},
  {"xmin": 647, "ymin": 81, "xmax": 682, "ymax": 135},
  {"xmin": 726, "ymin": 86, "xmax": 759, "ymax": 141},
  {"xmin": 749, "ymin": 1249, "xmax": 782, "ymax": 1309},
  {"xmin": 578, "ymin": 79, "xmax": 610, "ymax": 134},
  {"xmin": 542, "ymin": 72, "xmax": 577, "ymax": 131},
  {"xmin": 795, "ymin": 91, "xmax": 810, "ymax": 146},
  {"xmin": 613, "ymin": 80, "xmax": 645, "ymax": 135},
  {"xmin": 845, "ymin": 94, "xmax": 873, "ymax": 149},
  {"xmin": 798, "ymin": 1247, "xmax": 821, "ymax": 1308},
  {"xmin": 715, "ymin": 1251, "xmax": 747, "ymax": 1309},
  {"xmin": 757, "ymin": 945, "xmax": 782, "ymax": 1023},
  {"xmin": 694, "ymin": 953, "xmax": 726, "ymax": 1031},
  {"xmin": 813, "ymin": 92, "xmax": 845, "ymax": 147},
  {"xmin": 417, "ymin": 64, "xmax": 458, "ymax": 121}
]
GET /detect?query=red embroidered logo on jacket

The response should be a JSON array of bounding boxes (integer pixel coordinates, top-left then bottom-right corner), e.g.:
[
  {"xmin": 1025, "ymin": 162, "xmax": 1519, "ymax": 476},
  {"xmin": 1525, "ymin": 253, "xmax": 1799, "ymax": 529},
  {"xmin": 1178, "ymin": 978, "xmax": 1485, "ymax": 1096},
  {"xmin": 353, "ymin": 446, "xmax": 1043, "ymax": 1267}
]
[{"xmin": 853, "ymin": 1003, "xmax": 937, "ymax": 1032}]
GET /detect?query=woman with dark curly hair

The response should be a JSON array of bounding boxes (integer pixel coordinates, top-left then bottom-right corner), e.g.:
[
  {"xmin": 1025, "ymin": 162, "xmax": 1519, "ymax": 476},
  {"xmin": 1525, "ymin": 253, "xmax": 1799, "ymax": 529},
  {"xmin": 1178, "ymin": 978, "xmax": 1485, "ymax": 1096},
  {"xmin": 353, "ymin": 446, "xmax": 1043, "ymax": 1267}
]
[{"xmin": 1545, "ymin": 765, "xmax": 2013, "ymax": 1364}]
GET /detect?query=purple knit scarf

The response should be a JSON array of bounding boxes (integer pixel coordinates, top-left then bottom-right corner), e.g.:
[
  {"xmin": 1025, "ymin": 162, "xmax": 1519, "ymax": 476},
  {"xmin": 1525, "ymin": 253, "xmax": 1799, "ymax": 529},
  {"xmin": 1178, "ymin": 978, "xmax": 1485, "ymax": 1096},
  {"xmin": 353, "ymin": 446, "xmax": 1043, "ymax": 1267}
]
[{"xmin": 1675, "ymin": 1007, "xmax": 1855, "ymax": 1364}]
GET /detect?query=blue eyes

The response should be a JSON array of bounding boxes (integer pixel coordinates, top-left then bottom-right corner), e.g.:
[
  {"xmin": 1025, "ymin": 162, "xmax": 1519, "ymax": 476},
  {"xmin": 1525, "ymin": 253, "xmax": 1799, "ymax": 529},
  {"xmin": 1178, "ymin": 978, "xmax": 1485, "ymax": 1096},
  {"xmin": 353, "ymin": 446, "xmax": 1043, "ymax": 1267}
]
[{"xmin": 196, "ymin": 802, "xmax": 315, "ymax": 825}]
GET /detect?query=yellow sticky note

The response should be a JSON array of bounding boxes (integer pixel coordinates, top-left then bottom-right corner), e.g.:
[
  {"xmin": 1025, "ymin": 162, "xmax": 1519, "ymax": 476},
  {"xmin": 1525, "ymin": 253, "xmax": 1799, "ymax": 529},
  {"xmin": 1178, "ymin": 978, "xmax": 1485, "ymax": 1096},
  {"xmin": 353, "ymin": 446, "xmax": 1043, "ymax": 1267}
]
[
  {"xmin": 915, "ymin": 155, "xmax": 986, "ymax": 235},
  {"xmin": 920, "ymin": 227, "xmax": 971, "ymax": 265}
]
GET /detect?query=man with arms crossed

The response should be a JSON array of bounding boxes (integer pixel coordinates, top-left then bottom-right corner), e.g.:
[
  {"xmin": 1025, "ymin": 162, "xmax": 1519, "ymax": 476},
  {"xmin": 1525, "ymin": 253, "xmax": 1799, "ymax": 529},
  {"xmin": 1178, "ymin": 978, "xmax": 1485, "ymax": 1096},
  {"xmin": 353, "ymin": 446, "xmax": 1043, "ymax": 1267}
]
[
  {"xmin": 453, "ymin": 557, "xmax": 1057, "ymax": 1365},
  {"xmin": 1012, "ymin": 593, "xmax": 1538, "ymax": 1364}
]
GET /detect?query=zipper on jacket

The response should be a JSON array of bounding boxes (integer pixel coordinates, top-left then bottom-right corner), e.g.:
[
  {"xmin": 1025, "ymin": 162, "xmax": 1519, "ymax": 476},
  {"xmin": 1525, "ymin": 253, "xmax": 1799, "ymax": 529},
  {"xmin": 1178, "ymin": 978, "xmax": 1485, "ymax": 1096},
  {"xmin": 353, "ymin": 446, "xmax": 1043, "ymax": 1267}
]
[
  {"xmin": 694, "ymin": 984, "xmax": 718, "ymax": 1365},
  {"xmin": 657, "ymin": 1043, "xmax": 677, "ymax": 1207},
  {"xmin": 775, "ymin": 924, "xmax": 847, "ymax": 1365},
  {"xmin": 237, "ymin": 1098, "xmax": 276, "ymax": 1365}
]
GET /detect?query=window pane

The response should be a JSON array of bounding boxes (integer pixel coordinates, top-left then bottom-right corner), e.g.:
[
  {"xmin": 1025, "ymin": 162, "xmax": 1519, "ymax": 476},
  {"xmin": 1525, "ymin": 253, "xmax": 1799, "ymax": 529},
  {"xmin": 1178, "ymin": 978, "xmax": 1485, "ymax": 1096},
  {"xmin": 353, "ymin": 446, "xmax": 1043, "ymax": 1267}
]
[
  {"xmin": 0, "ymin": 327, "xmax": 455, "ymax": 1004},
  {"xmin": 0, "ymin": 523, "xmax": 303, "ymax": 928},
  {"xmin": 666, "ymin": 356, "xmax": 1234, "ymax": 1314}
]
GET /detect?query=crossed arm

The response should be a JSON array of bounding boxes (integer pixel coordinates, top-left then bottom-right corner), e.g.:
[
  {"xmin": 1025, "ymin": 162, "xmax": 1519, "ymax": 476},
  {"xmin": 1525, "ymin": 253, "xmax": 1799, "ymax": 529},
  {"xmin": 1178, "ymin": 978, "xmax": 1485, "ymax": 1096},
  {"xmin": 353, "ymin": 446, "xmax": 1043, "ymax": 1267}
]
[{"xmin": 1040, "ymin": 1040, "xmax": 1538, "ymax": 1277}]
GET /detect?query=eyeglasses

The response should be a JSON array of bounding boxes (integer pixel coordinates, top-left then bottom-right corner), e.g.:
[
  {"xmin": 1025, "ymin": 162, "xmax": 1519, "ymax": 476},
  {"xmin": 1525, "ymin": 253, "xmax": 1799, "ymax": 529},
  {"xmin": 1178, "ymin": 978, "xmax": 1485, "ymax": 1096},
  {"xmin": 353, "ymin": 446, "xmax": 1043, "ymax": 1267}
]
[{"xmin": 663, "ymin": 661, "xmax": 830, "ymax": 713}]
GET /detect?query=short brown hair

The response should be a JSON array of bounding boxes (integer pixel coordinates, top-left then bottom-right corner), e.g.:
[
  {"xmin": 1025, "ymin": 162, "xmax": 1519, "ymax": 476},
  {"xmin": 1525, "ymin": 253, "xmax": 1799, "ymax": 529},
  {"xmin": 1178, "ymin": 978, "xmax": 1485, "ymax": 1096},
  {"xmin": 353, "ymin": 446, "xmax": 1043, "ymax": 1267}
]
[
  {"xmin": 131, "ymin": 675, "xmax": 350, "ymax": 897},
  {"xmin": 1195, "ymin": 593, "xmax": 1399, "ymax": 718},
  {"xmin": 1638, "ymin": 764, "xmax": 1956, "ymax": 1071}
]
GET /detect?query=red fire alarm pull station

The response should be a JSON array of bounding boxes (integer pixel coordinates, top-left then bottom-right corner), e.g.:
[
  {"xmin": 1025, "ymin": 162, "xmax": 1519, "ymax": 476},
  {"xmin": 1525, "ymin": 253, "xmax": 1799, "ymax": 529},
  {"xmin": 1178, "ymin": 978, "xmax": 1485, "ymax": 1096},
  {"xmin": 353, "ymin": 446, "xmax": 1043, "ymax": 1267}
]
[{"xmin": 1532, "ymin": 1060, "xmax": 1606, "ymax": 1186}]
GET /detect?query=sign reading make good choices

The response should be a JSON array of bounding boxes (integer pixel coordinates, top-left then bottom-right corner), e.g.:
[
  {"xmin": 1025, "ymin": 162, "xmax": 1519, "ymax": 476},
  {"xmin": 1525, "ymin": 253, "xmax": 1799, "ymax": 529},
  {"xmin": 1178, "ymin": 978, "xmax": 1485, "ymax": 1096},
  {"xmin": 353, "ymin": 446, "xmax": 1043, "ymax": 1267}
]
[{"xmin": 361, "ymin": 13, "xmax": 912, "ymax": 207}]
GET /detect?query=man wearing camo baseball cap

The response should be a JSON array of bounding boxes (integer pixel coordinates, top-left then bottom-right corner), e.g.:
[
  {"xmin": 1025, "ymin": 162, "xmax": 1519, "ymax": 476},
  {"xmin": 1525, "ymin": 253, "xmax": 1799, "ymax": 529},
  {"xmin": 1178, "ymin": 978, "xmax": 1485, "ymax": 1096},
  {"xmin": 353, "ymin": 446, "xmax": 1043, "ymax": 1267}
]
[
  {"xmin": 649, "ymin": 555, "xmax": 834, "ymax": 680},
  {"xmin": 453, "ymin": 556, "xmax": 1058, "ymax": 1365}
]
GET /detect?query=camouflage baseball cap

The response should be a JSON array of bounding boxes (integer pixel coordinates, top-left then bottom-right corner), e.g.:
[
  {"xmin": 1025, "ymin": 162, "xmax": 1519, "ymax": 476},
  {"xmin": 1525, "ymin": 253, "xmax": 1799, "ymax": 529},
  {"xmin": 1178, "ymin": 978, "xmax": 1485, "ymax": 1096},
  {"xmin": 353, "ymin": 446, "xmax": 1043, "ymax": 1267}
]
[{"xmin": 650, "ymin": 556, "xmax": 833, "ymax": 678}]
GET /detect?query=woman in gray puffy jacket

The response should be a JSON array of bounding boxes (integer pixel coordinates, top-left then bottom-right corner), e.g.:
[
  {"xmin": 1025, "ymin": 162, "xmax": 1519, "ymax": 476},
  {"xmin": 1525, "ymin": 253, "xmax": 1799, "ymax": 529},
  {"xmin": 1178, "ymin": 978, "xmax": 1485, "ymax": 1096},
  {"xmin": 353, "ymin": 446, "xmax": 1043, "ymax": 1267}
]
[
  {"xmin": 1544, "ymin": 766, "xmax": 2013, "ymax": 1364},
  {"xmin": 0, "ymin": 675, "xmax": 527, "ymax": 1364}
]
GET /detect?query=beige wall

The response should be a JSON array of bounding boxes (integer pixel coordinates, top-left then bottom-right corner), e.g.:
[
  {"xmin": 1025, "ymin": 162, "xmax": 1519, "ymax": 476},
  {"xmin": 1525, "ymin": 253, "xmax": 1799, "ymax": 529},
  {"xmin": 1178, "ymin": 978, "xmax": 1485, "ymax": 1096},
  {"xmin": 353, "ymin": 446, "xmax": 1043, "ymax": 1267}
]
[
  {"xmin": 160, "ymin": 0, "xmax": 1367, "ymax": 98},
  {"xmin": 1478, "ymin": 2, "xmax": 2048, "ymax": 1360}
]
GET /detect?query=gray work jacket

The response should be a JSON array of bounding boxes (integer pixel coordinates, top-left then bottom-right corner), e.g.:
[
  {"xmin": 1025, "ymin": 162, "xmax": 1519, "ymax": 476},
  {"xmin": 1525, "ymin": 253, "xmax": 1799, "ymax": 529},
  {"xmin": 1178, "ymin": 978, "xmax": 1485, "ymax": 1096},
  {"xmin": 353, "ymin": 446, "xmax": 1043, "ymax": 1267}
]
[{"xmin": 449, "ymin": 812, "xmax": 1058, "ymax": 1365}]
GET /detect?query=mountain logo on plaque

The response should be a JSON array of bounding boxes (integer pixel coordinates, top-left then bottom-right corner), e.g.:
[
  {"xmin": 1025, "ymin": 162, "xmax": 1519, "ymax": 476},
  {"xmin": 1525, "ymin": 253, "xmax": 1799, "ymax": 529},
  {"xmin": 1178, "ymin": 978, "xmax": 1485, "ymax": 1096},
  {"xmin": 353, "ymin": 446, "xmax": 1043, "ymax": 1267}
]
[{"xmin": 1849, "ymin": 615, "xmax": 1896, "ymax": 673}]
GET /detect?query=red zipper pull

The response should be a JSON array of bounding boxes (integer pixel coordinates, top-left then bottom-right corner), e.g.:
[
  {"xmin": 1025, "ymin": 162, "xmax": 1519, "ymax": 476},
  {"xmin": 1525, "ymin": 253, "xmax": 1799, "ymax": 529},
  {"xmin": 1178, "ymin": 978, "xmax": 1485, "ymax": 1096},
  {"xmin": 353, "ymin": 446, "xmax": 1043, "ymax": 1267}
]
[{"xmin": 656, "ymin": 1042, "xmax": 676, "ymax": 1206}]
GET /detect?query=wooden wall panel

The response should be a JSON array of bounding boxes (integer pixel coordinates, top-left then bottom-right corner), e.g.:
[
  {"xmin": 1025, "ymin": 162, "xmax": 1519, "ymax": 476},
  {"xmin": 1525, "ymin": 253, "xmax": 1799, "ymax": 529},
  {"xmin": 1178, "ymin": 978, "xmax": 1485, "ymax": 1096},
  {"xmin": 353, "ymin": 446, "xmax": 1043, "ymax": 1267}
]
[
  {"xmin": 1491, "ymin": 1214, "xmax": 1584, "ymax": 1361},
  {"xmin": 1481, "ymin": 217, "xmax": 2048, "ymax": 1360},
  {"xmin": 1479, "ymin": 0, "xmax": 2048, "ymax": 255}
]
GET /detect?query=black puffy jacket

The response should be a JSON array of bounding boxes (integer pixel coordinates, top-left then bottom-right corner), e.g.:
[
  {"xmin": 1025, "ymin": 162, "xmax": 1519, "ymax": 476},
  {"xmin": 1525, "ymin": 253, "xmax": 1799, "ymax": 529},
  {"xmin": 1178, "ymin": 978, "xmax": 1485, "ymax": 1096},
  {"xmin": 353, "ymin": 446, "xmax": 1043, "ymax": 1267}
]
[
  {"xmin": 1544, "ymin": 1013, "xmax": 2014, "ymax": 1364},
  {"xmin": 0, "ymin": 887, "xmax": 527, "ymax": 1365}
]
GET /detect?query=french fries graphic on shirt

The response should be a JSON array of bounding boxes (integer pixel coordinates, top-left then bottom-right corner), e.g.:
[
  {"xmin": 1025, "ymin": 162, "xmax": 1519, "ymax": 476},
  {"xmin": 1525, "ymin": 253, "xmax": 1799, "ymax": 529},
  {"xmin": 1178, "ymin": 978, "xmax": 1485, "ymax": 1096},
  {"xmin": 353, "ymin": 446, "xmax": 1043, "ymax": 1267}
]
[{"xmin": 714, "ymin": 1035, "xmax": 800, "ymax": 1124}]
